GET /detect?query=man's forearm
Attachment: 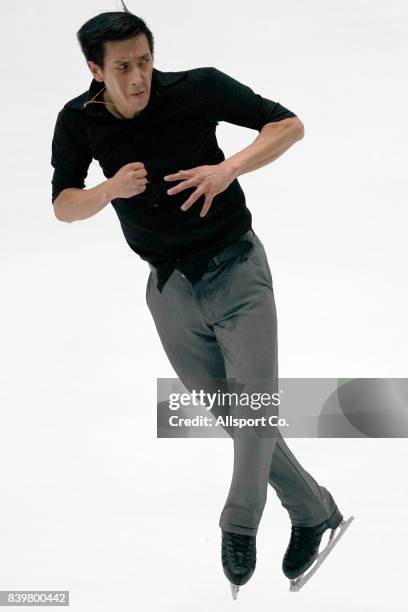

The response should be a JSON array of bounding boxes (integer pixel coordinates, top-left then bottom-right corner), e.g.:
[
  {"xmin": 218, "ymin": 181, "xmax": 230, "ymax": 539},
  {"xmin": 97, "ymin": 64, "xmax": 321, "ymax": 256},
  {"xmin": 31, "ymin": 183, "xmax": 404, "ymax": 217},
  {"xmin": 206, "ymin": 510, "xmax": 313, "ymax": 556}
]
[
  {"xmin": 220, "ymin": 118, "xmax": 304, "ymax": 180},
  {"xmin": 53, "ymin": 179, "xmax": 115, "ymax": 223}
]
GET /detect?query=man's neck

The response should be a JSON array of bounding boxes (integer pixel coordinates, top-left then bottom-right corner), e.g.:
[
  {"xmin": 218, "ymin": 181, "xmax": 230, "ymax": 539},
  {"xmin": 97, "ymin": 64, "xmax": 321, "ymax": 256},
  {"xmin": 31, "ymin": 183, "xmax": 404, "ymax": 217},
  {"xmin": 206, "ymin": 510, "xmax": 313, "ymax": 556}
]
[{"xmin": 103, "ymin": 89, "xmax": 126, "ymax": 119}]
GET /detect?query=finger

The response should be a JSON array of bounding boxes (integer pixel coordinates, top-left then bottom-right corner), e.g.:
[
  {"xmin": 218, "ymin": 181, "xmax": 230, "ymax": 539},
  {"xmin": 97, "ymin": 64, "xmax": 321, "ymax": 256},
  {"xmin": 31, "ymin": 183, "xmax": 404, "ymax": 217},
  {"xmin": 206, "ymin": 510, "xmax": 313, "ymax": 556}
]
[
  {"xmin": 200, "ymin": 196, "xmax": 213, "ymax": 218},
  {"xmin": 167, "ymin": 179, "xmax": 195, "ymax": 195},
  {"xmin": 134, "ymin": 168, "xmax": 147, "ymax": 178},
  {"xmin": 164, "ymin": 170, "xmax": 189, "ymax": 181},
  {"xmin": 180, "ymin": 188, "xmax": 204, "ymax": 211}
]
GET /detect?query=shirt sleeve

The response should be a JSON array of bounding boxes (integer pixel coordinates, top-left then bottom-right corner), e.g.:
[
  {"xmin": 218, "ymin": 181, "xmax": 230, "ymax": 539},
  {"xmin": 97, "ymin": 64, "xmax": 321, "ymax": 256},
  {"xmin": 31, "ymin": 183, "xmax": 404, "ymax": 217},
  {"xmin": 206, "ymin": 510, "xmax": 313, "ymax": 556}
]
[
  {"xmin": 50, "ymin": 107, "xmax": 93, "ymax": 204},
  {"xmin": 200, "ymin": 67, "xmax": 297, "ymax": 131}
]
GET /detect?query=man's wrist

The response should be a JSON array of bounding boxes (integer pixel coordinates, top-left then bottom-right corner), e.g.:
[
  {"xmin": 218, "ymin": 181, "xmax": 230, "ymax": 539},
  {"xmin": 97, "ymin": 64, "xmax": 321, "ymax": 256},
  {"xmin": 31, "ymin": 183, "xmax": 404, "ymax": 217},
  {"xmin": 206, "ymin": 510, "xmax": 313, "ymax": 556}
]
[
  {"xmin": 219, "ymin": 159, "xmax": 240, "ymax": 182},
  {"xmin": 104, "ymin": 178, "xmax": 118, "ymax": 201}
]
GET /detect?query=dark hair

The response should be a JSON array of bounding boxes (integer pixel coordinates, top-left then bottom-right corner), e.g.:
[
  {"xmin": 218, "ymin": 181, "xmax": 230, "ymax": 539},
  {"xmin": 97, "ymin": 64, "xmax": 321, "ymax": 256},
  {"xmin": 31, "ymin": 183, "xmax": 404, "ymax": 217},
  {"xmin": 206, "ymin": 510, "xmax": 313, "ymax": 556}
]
[{"xmin": 76, "ymin": 1, "xmax": 154, "ymax": 70}]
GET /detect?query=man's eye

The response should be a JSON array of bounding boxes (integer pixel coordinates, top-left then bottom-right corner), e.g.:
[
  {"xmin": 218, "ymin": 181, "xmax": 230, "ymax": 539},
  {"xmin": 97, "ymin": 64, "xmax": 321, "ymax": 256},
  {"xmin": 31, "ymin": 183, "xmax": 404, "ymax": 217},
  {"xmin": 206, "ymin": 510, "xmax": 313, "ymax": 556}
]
[{"xmin": 117, "ymin": 59, "xmax": 149, "ymax": 71}]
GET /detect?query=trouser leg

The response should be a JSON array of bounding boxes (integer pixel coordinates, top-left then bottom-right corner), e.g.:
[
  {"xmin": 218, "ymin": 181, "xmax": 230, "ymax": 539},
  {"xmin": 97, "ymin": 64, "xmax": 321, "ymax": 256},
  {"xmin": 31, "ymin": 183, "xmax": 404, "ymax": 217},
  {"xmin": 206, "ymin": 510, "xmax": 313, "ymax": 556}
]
[
  {"xmin": 209, "ymin": 244, "xmax": 278, "ymax": 536},
  {"xmin": 269, "ymin": 431, "xmax": 337, "ymax": 526},
  {"xmin": 243, "ymin": 234, "xmax": 337, "ymax": 526}
]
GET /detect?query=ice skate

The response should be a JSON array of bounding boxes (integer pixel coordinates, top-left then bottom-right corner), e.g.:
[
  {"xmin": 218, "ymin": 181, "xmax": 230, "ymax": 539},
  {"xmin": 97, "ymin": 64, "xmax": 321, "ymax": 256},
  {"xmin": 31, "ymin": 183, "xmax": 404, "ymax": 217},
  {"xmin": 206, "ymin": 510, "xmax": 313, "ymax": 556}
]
[
  {"xmin": 282, "ymin": 507, "xmax": 354, "ymax": 592},
  {"xmin": 221, "ymin": 529, "xmax": 256, "ymax": 599}
]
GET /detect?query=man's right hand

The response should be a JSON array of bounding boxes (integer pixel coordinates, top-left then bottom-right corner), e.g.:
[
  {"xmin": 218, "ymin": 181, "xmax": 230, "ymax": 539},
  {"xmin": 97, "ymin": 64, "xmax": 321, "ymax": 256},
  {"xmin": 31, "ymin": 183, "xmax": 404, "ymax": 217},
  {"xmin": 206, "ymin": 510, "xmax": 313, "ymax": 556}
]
[{"xmin": 109, "ymin": 162, "xmax": 148, "ymax": 199}]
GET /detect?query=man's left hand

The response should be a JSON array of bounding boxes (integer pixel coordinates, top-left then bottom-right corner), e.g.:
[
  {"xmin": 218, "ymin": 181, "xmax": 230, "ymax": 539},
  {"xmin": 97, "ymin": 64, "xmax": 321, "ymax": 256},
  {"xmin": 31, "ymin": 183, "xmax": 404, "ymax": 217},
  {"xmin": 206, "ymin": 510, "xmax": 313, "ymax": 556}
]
[{"xmin": 163, "ymin": 162, "xmax": 237, "ymax": 218}]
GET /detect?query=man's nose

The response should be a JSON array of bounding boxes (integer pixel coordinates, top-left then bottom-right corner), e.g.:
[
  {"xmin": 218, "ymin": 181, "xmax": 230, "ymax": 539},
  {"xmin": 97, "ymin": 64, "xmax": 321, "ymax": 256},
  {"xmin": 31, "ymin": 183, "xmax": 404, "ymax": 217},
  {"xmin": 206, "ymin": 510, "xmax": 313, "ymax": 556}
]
[{"xmin": 130, "ymin": 68, "xmax": 144, "ymax": 86}]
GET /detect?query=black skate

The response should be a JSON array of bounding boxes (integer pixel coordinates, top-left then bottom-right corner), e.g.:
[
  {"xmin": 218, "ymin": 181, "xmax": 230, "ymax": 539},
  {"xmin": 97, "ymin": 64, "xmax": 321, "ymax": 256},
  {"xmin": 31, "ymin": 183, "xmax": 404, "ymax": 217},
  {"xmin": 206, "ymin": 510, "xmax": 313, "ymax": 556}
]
[
  {"xmin": 221, "ymin": 529, "xmax": 256, "ymax": 599},
  {"xmin": 282, "ymin": 506, "xmax": 355, "ymax": 592}
]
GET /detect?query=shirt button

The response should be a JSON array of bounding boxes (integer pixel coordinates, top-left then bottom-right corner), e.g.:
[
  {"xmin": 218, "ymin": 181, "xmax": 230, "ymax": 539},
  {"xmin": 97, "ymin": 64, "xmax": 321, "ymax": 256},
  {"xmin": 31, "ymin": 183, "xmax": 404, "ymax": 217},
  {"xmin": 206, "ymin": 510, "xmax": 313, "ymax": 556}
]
[{"xmin": 152, "ymin": 202, "xmax": 159, "ymax": 208}]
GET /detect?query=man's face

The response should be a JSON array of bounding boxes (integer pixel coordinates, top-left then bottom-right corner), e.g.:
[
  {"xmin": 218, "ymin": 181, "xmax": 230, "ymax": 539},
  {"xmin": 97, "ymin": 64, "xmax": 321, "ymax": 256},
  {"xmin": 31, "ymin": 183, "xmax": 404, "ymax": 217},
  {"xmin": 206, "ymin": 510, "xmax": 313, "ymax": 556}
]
[{"xmin": 88, "ymin": 34, "xmax": 154, "ymax": 119}]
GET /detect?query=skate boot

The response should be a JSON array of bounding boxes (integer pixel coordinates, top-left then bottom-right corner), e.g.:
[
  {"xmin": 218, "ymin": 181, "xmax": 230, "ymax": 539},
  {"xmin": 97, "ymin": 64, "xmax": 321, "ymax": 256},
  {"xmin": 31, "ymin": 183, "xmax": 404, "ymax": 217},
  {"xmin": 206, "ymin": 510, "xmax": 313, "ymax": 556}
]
[
  {"xmin": 221, "ymin": 529, "xmax": 256, "ymax": 599},
  {"xmin": 282, "ymin": 506, "xmax": 355, "ymax": 592}
]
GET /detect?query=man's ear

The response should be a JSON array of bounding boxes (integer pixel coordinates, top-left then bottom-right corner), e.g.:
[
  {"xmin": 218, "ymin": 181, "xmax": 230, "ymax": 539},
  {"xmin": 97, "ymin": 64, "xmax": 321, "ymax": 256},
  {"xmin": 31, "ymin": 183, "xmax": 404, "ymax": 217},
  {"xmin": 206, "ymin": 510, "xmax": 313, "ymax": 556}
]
[{"xmin": 87, "ymin": 60, "xmax": 104, "ymax": 83}]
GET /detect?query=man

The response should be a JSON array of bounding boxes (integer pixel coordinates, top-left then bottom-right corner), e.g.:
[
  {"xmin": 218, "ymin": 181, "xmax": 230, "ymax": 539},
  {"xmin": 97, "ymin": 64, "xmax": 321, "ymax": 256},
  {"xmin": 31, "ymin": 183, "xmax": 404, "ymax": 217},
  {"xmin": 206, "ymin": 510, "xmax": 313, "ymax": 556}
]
[{"xmin": 51, "ymin": 5, "xmax": 351, "ymax": 598}]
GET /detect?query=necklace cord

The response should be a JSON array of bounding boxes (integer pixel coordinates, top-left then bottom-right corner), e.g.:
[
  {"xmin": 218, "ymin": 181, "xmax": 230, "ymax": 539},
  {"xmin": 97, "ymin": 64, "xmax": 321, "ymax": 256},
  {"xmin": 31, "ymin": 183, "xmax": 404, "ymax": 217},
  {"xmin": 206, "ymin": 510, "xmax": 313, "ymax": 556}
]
[{"xmin": 83, "ymin": 85, "xmax": 116, "ymax": 108}]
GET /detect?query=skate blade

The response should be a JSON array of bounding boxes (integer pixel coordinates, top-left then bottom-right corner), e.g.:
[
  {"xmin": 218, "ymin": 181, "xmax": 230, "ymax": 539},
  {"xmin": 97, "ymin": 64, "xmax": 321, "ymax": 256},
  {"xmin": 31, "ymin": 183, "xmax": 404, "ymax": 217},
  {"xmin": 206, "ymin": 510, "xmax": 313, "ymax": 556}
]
[
  {"xmin": 289, "ymin": 515, "xmax": 355, "ymax": 592},
  {"xmin": 230, "ymin": 582, "xmax": 240, "ymax": 600}
]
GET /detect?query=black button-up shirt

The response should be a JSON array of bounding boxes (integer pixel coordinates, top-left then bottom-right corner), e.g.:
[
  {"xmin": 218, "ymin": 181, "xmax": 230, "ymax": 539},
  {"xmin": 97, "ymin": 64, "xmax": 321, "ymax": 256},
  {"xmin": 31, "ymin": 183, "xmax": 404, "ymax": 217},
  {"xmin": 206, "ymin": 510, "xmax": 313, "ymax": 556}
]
[{"xmin": 51, "ymin": 66, "xmax": 296, "ymax": 292}]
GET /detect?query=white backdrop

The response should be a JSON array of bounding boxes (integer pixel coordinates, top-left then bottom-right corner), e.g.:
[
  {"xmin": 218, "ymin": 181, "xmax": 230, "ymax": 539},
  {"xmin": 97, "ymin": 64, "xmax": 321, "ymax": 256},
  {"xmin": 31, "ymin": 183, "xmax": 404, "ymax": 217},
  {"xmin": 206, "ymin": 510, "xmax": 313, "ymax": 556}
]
[{"xmin": 1, "ymin": 0, "xmax": 407, "ymax": 610}]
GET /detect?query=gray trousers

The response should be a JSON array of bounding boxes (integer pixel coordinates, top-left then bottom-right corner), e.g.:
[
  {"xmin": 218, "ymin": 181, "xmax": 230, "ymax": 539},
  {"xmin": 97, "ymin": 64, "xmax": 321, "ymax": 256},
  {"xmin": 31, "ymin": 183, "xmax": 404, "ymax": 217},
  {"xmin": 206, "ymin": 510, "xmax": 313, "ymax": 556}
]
[{"xmin": 146, "ymin": 229, "xmax": 336, "ymax": 536}]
